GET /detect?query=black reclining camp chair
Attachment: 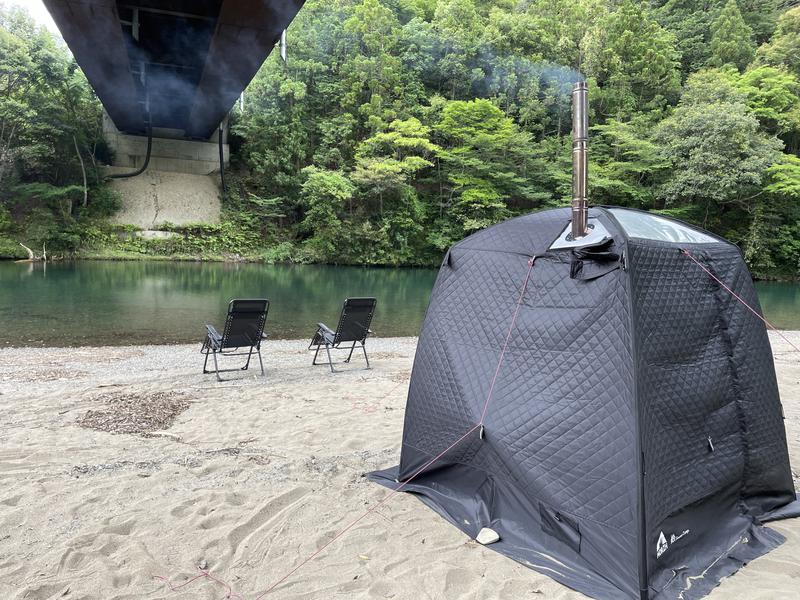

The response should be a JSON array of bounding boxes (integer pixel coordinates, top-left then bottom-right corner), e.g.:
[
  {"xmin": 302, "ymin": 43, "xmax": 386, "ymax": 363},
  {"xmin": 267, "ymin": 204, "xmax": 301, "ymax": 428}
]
[
  {"xmin": 308, "ymin": 297, "xmax": 376, "ymax": 372},
  {"xmin": 201, "ymin": 299, "xmax": 269, "ymax": 381}
]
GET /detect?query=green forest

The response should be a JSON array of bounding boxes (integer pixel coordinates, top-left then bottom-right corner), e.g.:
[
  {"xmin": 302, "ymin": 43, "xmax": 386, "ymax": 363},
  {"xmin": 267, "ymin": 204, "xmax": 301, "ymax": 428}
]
[{"xmin": 1, "ymin": 0, "xmax": 799, "ymax": 278}]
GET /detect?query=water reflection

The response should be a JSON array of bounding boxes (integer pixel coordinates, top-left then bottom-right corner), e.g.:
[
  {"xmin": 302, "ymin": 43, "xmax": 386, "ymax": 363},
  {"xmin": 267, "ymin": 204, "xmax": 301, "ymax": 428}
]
[
  {"xmin": 1, "ymin": 261, "xmax": 438, "ymax": 346},
  {"xmin": 0, "ymin": 260, "xmax": 796, "ymax": 347}
]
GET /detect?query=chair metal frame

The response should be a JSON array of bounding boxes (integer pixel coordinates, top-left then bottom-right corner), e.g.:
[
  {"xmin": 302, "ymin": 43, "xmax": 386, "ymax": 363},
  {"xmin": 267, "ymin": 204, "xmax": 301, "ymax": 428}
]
[
  {"xmin": 201, "ymin": 299, "xmax": 269, "ymax": 381},
  {"xmin": 308, "ymin": 297, "xmax": 376, "ymax": 373}
]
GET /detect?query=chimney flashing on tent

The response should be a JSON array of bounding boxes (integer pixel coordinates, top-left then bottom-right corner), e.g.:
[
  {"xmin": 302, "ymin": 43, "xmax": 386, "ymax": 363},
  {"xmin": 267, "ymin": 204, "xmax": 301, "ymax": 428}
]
[{"xmin": 549, "ymin": 218, "xmax": 610, "ymax": 250}]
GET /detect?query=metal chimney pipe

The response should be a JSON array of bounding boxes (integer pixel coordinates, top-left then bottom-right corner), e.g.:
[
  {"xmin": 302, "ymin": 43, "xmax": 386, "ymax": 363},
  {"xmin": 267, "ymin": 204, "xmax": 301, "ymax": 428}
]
[{"xmin": 571, "ymin": 81, "xmax": 589, "ymax": 239}]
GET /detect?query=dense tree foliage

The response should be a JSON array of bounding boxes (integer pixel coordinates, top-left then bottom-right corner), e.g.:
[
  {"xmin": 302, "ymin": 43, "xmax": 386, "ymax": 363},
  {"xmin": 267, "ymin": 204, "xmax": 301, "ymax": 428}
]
[
  {"xmin": 231, "ymin": 0, "xmax": 800, "ymax": 276},
  {"xmin": 709, "ymin": 0, "xmax": 756, "ymax": 70},
  {"xmin": 0, "ymin": 6, "xmax": 114, "ymax": 257},
  {"xmin": 1, "ymin": 1, "xmax": 799, "ymax": 278}
]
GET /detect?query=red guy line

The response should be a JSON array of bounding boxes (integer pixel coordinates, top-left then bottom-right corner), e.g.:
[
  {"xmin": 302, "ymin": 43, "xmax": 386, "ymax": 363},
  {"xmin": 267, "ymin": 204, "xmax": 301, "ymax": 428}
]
[
  {"xmin": 257, "ymin": 255, "xmax": 536, "ymax": 596},
  {"xmin": 681, "ymin": 249, "xmax": 799, "ymax": 353},
  {"xmin": 253, "ymin": 424, "xmax": 481, "ymax": 598},
  {"xmin": 155, "ymin": 254, "xmax": 538, "ymax": 599},
  {"xmin": 479, "ymin": 256, "xmax": 536, "ymax": 424},
  {"xmin": 153, "ymin": 568, "xmax": 244, "ymax": 599}
]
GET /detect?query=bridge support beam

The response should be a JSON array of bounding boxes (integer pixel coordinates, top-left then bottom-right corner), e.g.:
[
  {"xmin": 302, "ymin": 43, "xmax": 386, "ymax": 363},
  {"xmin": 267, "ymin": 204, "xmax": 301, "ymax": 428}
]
[{"xmin": 103, "ymin": 112, "xmax": 230, "ymax": 176}]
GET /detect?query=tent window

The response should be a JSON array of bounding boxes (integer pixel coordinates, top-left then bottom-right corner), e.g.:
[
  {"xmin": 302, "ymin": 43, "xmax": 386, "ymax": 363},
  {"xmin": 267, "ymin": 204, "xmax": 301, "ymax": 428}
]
[{"xmin": 608, "ymin": 209, "xmax": 718, "ymax": 244}]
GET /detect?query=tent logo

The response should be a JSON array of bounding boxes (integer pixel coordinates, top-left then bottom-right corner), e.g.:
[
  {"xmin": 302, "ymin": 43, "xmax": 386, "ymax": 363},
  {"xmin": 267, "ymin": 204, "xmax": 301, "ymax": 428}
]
[
  {"xmin": 656, "ymin": 531, "xmax": 669, "ymax": 558},
  {"xmin": 671, "ymin": 529, "xmax": 690, "ymax": 544}
]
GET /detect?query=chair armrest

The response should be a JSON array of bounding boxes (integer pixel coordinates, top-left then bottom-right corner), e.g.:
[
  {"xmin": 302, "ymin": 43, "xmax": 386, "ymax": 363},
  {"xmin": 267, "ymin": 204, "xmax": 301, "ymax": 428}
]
[
  {"xmin": 317, "ymin": 322, "xmax": 335, "ymax": 336},
  {"xmin": 205, "ymin": 324, "xmax": 223, "ymax": 347}
]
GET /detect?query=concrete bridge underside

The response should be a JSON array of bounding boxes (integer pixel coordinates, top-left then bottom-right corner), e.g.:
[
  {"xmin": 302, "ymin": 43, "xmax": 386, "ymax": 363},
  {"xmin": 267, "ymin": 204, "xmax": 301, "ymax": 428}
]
[
  {"xmin": 44, "ymin": 1, "xmax": 304, "ymax": 226},
  {"xmin": 43, "ymin": 0, "xmax": 304, "ymax": 140}
]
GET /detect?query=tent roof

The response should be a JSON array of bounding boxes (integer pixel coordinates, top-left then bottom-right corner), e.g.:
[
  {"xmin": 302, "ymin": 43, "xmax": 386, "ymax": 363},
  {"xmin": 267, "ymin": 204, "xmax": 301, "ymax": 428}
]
[{"xmin": 453, "ymin": 207, "xmax": 728, "ymax": 259}]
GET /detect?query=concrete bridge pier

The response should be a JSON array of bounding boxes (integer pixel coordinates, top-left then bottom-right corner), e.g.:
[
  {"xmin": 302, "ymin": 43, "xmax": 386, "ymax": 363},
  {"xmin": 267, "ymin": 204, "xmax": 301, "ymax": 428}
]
[{"xmin": 104, "ymin": 112, "xmax": 227, "ymax": 230}]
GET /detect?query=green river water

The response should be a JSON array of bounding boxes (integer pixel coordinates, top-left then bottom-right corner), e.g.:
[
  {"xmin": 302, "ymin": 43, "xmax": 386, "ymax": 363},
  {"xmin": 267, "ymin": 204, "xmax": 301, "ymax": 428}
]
[{"xmin": 0, "ymin": 260, "xmax": 797, "ymax": 347}]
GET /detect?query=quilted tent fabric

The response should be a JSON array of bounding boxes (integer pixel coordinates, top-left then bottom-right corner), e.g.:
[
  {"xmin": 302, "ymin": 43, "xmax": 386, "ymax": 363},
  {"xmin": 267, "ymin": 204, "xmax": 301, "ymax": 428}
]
[{"xmin": 369, "ymin": 207, "xmax": 799, "ymax": 600}]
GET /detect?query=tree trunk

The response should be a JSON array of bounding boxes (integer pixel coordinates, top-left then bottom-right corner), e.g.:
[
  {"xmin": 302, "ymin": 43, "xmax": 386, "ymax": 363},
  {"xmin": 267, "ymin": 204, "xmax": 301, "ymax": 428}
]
[
  {"xmin": 0, "ymin": 122, "xmax": 18, "ymax": 189},
  {"xmin": 438, "ymin": 158, "xmax": 444, "ymax": 218},
  {"xmin": 74, "ymin": 135, "xmax": 88, "ymax": 208}
]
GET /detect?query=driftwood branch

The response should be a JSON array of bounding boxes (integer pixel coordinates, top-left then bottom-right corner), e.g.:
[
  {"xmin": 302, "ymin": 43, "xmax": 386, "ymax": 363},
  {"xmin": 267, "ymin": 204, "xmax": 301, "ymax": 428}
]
[
  {"xmin": 18, "ymin": 242, "xmax": 46, "ymax": 262},
  {"xmin": 19, "ymin": 243, "xmax": 35, "ymax": 260}
]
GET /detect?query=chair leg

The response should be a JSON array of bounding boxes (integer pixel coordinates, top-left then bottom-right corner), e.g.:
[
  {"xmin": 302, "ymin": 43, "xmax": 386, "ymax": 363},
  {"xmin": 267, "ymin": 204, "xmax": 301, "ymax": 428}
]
[
  {"xmin": 312, "ymin": 344, "xmax": 322, "ymax": 365},
  {"xmin": 344, "ymin": 341, "xmax": 357, "ymax": 363},
  {"xmin": 242, "ymin": 346, "xmax": 254, "ymax": 371},
  {"xmin": 212, "ymin": 351, "xmax": 222, "ymax": 382},
  {"xmin": 203, "ymin": 349, "xmax": 210, "ymax": 374},
  {"xmin": 325, "ymin": 344, "xmax": 336, "ymax": 373},
  {"xmin": 257, "ymin": 347, "xmax": 265, "ymax": 376},
  {"xmin": 361, "ymin": 342, "xmax": 371, "ymax": 369},
  {"xmin": 308, "ymin": 332, "xmax": 320, "ymax": 350}
]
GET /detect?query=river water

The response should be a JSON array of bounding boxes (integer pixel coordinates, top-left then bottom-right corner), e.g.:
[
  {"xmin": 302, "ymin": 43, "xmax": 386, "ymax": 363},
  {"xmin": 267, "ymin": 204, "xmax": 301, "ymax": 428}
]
[{"xmin": 0, "ymin": 260, "xmax": 797, "ymax": 347}]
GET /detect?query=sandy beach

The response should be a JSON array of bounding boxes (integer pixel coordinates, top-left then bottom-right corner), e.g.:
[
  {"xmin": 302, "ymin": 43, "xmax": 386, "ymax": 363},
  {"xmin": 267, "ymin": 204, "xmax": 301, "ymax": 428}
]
[{"xmin": 1, "ymin": 334, "xmax": 798, "ymax": 600}]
